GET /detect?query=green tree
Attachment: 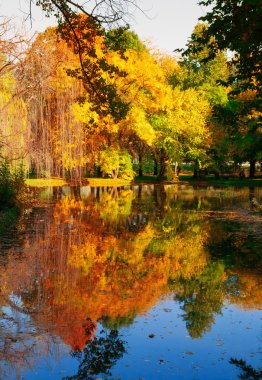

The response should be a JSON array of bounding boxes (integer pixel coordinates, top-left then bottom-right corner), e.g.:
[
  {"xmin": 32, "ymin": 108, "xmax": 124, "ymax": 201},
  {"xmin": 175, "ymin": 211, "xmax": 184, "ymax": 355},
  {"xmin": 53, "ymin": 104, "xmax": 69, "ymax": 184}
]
[
  {"xmin": 99, "ymin": 148, "xmax": 134, "ymax": 179},
  {"xmin": 174, "ymin": 262, "xmax": 225, "ymax": 338},
  {"xmin": 172, "ymin": 23, "xmax": 230, "ymax": 176},
  {"xmin": 106, "ymin": 27, "xmax": 146, "ymax": 53},
  {"xmin": 151, "ymin": 87, "xmax": 211, "ymax": 179},
  {"xmin": 197, "ymin": 0, "xmax": 261, "ymax": 94},
  {"xmin": 178, "ymin": 20, "xmax": 262, "ymax": 177},
  {"xmin": 212, "ymin": 91, "xmax": 262, "ymax": 177}
]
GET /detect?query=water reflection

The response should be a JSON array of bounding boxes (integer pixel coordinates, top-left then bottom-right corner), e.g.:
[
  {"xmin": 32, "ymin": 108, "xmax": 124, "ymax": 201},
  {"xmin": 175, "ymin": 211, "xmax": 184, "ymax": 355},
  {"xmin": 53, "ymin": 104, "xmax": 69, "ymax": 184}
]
[
  {"xmin": 0, "ymin": 184, "xmax": 261, "ymax": 379},
  {"xmin": 229, "ymin": 358, "xmax": 262, "ymax": 380},
  {"xmin": 172, "ymin": 262, "xmax": 225, "ymax": 339},
  {"xmin": 63, "ymin": 328, "xmax": 126, "ymax": 380}
]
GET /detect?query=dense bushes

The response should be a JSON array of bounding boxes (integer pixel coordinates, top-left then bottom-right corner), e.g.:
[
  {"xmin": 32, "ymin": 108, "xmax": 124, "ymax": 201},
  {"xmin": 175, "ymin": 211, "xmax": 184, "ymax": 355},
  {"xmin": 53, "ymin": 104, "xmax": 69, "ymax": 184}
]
[
  {"xmin": 99, "ymin": 149, "xmax": 135, "ymax": 180},
  {"xmin": 0, "ymin": 161, "xmax": 24, "ymax": 207}
]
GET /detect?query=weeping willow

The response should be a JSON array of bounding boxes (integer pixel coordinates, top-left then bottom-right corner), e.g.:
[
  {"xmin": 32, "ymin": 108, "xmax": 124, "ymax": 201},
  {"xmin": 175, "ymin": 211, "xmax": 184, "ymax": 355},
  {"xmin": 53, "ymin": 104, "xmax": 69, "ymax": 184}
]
[{"xmin": 0, "ymin": 55, "xmax": 29, "ymax": 172}]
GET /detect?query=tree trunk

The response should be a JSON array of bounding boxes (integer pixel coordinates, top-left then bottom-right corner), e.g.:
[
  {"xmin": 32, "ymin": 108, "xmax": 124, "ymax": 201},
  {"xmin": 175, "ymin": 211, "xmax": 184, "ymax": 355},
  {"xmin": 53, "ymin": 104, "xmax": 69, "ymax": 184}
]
[
  {"xmin": 159, "ymin": 161, "xmax": 166, "ymax": 179},
  {"xmin": 249, "ymin": 159, "xmax": 256, "ymax": 178},
  {"xmin": 138, "ymin": 153, "xmax": 143, "ymax": 177},
  {"xmin": 174, "ymin": 161, "xmax": 178, "ymax": 177},
  {"xmin": 112, "ymin": 169, "xmax": 118, "ymax": 179},
  {"xmin": 193, "ymin": 166, "xmax": 198, "ymax": 178},
  {"xmin": 193, "ymin": 159, "xmax": 200, "ymax": 178},
  {"xmin": 159, "ymin": 150, "xmax": 167, "ymax": 179},
  {"xmin": 97, "ymin": 165, "xmax": 102, "ymax": 178},
  {"xmin": 153, "ymin": 158, "xmax": 158, "ymax": 176}
]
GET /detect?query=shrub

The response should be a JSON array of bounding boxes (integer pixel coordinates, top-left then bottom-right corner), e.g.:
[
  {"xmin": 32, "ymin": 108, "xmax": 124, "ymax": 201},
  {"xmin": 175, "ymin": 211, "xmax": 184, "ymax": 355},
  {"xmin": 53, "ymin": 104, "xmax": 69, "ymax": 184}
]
[
  {"xmin": 99, "ymin": 148, "xmax": 135, "ymax": 180},
  {"xmin": 0, "ymin": 161, "xmax": 25, "ymax": 207}
]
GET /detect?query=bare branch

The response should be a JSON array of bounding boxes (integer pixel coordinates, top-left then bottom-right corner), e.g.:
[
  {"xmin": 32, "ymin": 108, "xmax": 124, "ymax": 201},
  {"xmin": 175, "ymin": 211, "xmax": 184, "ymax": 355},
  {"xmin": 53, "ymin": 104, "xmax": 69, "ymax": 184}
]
[{"xmin": 31, "ymin": 0, "xmax": 140, "ymax": 25}]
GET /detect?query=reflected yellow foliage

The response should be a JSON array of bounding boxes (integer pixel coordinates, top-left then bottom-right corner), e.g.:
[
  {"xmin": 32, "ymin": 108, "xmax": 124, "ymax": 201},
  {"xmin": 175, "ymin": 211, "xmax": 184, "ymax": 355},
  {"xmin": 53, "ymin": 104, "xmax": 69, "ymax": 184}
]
[
  {"xmin": 97, "ymin": 190, "xmax": 134, "ymax": 224},
  {"xmin": 165, "ymin": 234, "xmax": 208, "ymax": 280},
  {"xmin": 0, "ymin": 186, "xmax": 260, "ymax": 352}
]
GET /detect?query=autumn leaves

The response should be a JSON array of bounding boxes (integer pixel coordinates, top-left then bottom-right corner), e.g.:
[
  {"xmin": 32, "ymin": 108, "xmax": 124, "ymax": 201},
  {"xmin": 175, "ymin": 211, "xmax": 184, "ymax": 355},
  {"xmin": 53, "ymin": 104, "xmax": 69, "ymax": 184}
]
[{"xmin": 0, "ymin": 19, "xmax": 212, "ymax": 180}]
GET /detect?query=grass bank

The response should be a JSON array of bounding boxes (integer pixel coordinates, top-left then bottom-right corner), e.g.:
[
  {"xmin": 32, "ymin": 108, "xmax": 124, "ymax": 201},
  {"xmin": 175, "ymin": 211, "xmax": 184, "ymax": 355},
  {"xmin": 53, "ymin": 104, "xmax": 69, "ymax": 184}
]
[
  {"xmin": 179, "ymin": 174, "xmax": 262, "ymax": 187},
  {"xmin": 25, "ymin": 177, "xmax": 132, "ymax": 188},
  {"xmin": 25, "ymin": 175, "xmax": 262, "ymax": 188},
  {"xmin": 86, "ymin": 178, "xmax": 132, "ymax": 187},
  {"xmin": 25, "ymin": 178, "xmax": 67, "ymax": 187}
]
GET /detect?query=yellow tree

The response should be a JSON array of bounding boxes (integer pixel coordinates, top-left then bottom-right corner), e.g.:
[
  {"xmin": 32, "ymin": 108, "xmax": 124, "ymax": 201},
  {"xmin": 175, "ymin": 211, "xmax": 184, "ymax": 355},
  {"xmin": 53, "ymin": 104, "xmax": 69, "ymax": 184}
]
[
  {"xmin": 79, "ymin": 32, "xmax": 173, "ymax": 177},
  {"xmin": 23, "ymin": 26, "xmax": 104, "ymax": 178},
  {"xmin": 0, "ymin": 19, "xmax": 29, "ymax": 170}
]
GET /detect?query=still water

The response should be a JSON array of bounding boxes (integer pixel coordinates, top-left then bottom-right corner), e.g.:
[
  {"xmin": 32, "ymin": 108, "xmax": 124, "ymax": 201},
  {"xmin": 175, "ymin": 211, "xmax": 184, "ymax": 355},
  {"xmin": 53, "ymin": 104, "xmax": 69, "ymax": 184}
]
[{"xmin": 0, "ymin": 184, "xmax": 261, "ymax": 380}]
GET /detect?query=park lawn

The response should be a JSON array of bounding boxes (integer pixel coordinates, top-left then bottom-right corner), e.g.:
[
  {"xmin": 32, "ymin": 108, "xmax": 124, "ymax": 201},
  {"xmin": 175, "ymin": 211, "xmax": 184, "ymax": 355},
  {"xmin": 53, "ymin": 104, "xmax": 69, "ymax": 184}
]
[
  {"xmin": 25, "ymin": 175, "xmax": 262, "ymax": 188},
  {"xmin": 134, "ymin": 175, "xmax": 159, "ymax": 183},
  {"xmin": 25, "ymin": 177, "xmax": 132, "ymax": 187},
  {"xmin": 86, "ymin": 178, "xmax": 132, "ymax": 187},
  {"xmin": 179, "ymin": 174, "xmax": 262, "ymax": 187},
  {"xmin": 25, "ymin": 178, "xmax": 67, "ymax": 187}
]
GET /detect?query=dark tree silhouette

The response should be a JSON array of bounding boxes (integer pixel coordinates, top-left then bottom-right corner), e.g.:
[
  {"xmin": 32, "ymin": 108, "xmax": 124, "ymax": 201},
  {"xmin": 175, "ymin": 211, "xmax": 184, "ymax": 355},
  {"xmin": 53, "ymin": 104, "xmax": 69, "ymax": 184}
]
[
  {"xmin": 63, "ymin": 328, "xmax": 126, "ymax": 380},
  {"xmin": 230, "ymin": 358, "xmax": 262, "ymax": 380},
  {"xmin": 197, "ymin": 0, "xmax": 261, "ymax": 94}
]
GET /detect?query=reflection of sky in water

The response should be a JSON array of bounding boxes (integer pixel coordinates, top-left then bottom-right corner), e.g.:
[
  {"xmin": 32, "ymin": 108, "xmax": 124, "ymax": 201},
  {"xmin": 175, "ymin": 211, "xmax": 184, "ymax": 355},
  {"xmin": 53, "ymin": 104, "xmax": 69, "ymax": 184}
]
[
  {"xmin": 0, "ymin": 185, "xmax": 261, "ymax": 379},
  {"xmin": 0, "ymin": 300, "xmax": 73, "ymax": 380},
  {"xmin": 113, "ymin": 299, "xmax": 261, "ymax": 380},
  {"xmin": 1, "ymin": 297, "xmax": 260, "ymax": 380}
]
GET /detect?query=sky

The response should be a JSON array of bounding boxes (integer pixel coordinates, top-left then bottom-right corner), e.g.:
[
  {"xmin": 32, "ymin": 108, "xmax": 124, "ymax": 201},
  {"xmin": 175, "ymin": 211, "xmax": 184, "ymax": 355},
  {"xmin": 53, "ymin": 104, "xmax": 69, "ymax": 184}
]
[{"xmin": 0, "ymin": 0, "xmax": 207, "ymax": 54}]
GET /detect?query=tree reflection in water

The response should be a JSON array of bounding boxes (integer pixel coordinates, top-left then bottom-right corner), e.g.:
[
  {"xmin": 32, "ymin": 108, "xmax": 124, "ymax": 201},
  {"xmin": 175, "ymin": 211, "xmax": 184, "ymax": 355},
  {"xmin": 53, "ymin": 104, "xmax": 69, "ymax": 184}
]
[
  {"xmin": 172, "ymin": 262, "xmax": 225, "ymax": 338},
  {"xmin": 63, "ymin": 328, "xmax": 126, "ymax": 380},
  {"xmin": 229, "ymin": 358, "xmax": 262, "ymax": 380},
  {"xmin": 0, "ymin": 185, "xmax": 261, "ymax": 377}
]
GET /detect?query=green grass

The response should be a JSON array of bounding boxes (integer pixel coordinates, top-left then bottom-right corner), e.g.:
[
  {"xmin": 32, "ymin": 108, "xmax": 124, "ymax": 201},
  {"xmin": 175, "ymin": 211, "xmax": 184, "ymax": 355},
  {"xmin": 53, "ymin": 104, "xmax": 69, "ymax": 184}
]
[
  {"xmin": 179, "ymin": 174, "xmax": 262, "ymax": 187},
  {"xmin": 134, "ymin": 175, "xmax": 160, "ymax": 183},
  {"xmin": 25, "ymin": 177, "xmax": 132, "ymax": 188},
  {"xmin": 86, "ymin": 178, "xmax": 132, "ymax": 187},
  {"xmin": 25, "ymin": 175, "xmax": 262, "ymax": 188},
  {"xmin": 25, "ymin": 178, "xmax": 67, "ymax": 187}
]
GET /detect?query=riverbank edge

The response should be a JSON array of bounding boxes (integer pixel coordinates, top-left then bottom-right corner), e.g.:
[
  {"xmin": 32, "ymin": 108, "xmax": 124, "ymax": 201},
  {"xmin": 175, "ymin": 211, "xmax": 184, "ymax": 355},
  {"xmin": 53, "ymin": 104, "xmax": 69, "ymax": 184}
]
[{"xmin": 25, "ymin": 175, "xmax": 262, "ymax": 188}]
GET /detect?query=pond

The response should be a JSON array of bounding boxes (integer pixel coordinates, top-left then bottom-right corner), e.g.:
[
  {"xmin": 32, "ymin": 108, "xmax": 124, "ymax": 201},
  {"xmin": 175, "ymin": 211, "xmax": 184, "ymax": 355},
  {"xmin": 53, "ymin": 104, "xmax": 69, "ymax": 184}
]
[{"xmin": 0, "ymin": 184, "xmax": 261, "ymax": 380}]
